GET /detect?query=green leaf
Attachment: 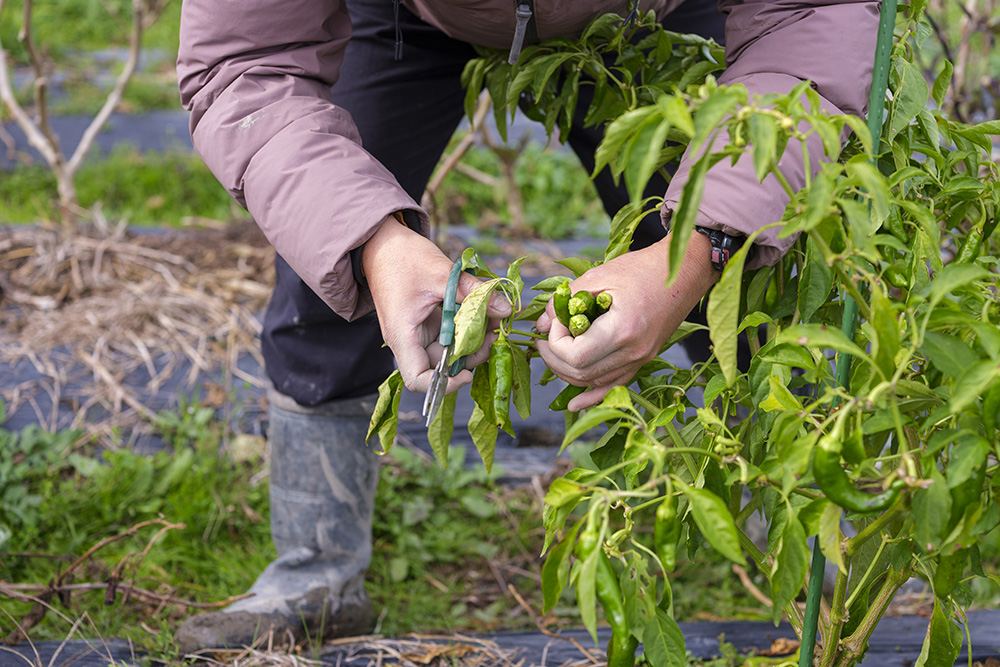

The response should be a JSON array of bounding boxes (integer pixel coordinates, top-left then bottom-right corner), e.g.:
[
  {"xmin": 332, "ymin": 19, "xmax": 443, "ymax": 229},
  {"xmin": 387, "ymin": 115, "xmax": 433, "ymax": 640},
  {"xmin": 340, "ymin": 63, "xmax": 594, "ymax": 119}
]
[
  {"xmin": 468, "ymin": 403, "xmax": 497, "ymax": 473},
  {"xmin": 642, "ymin": 607, "xmax": 686, "ymax": 667},
  {"xmin": 555, "ymin": 257, "xmax": 594, "ymax": 277},
  {"xmin": 486, "ymin": 65, "xmax": 513, "ymax": 143},
  {"xmin": 914, "ymin": 599, "xmax": 963, "ymax": 667},
  {"xmin": 913, "ymin": 467, "xmax": 951, "ymax": 553},
  {"xmin": 678, "ymin": 485, "xmax": 746, "ymax": 565},
  {"xmin": 542, "ymin": 520, "xmax": 582, "ymax": 612},
  {"xmin": 560, "ymin": 408, "xmax": 629, "ymax": 453},
  {"xmin": 510, "ymin": 341, "xmax": 532, "ymax": 420},
  {"xmin": 946, "ymin": 436, "xmax": 989, "ymax": 489},
  {"xmin": 870, "ymin": 287, "xmax": 899, "ymax": 381},
  {"xmin": 949, "ymin": 360, "xmax": 1000, "ymax": 415},
  {"xmin": 921, "ymin": 332, "xmax": 979, "ymax": 379},
  {"xmin": 468, "ymin": 364, "xmax": 498, "ymax": 472},
  {"xmin": 818, "ymin": 501, "xmax": 845, "ymax": 573},
  {"xmin": 451, "ymin": 278, "xmax": 502, "ymax": 362},
  {"xmin": 691, "ymin": 87, "xmax": 743, "ymax": 155},
  {"xmin": 627, "ymin": 118, "xmax": 672, "ymax": 203},
  {"xmin": 887, "ymin": 58, "xmax": 929, "ymax": 142},
  {"xmin": 606, "ymin": 197, "xmax": 662, "ymax": 262},
  {"xmin": 367, "ymin": 370, "xmax": 404, "ymax": 454},
  {"xmin": 846, "ymin": 159, "xmax": 890, "ymax": 225},
  {"xmin": 759, "ymin": 376, "xmax": 803, "ymax": 413},
  {"xmin": 593, "ymin": 106, "xmax": 659, "ymax": 179},
  {"xmin": 706, "ymin": 229, "xmax": 753, "ymax": 386},
  {"xmin": 797, "ymin": 235, "xmax": 834, "ymax": 322},
  {"xmin": 658, "ymin": 94, "xmax": 695, "ymax": 139},
  {"xmin": 666, "ymin": 153, "xmax": 709, "ymax": 287},
  {"xmin": 749, "ymin": 113, "xmax": 778, "ymax": 182},
  {"xmin": 931, "ymin": 61, "xmax": 953, "ymax": 113},
  {"xmin": 921, "ymin": 263, "xmax": 990, "ymax": 311},
  {"xmin": 777, "ymin": 325, "xmax": 868, "ymax": 364},
  {"xmin": 770, "ymin": 516, "xmax": 809, "ymax": 623},
  {"xmin": 427, "ymin": 392, "xmax": 457, "ymax": 467},
  {"xmin": 544, "ymin": 477, "xmax": 586, "ymax": 508}
]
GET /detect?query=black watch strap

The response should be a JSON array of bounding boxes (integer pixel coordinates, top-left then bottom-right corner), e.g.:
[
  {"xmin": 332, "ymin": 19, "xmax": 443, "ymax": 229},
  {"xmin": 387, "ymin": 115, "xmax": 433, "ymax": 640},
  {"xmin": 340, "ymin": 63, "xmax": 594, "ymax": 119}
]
[{"xmin": 695, "ymin": 226, "xmax": 750, "ymax": 273}]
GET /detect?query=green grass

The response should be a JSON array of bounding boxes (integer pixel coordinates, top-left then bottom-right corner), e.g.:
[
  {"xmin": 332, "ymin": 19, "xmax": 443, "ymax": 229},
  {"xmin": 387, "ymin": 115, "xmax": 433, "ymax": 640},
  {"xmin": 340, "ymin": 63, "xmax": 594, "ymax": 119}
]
[
  {"xmin": 0, "ymin": 145, "xmax": 246, "ymax": 226},
  {"xmin": 0, "ymin": 141, "xmax": 606, "ymax": 240},
  {"xmin": 0, "ymin": 0, "xmax": 181, "ymax": 63}
]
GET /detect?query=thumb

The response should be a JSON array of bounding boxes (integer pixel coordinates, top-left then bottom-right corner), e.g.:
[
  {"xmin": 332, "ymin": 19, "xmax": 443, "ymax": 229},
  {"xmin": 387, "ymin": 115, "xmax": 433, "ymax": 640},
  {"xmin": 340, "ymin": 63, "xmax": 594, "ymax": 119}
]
[{"xmin": 457, "ymin": 273, "xmax": 513, "ymax": 318}]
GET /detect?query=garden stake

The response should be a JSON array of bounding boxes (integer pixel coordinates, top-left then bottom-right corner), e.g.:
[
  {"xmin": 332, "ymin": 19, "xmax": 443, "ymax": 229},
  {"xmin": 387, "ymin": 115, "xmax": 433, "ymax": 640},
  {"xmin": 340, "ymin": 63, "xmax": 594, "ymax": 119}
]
[{"xmin": 798, "ymin": 0, "xmax": 897, "ymax": 664}]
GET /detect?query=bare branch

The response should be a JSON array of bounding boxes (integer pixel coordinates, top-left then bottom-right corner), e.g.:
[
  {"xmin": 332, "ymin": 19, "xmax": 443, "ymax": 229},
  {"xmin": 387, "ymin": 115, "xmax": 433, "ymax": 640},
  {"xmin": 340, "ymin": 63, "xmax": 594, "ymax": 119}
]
[
  {"xmin": 67, "ymin": 0, "xmax": 145, "ymax": 174},
  {"xmin": 0, "ymin": 0, "xmax": 60, "ymax": 168}
]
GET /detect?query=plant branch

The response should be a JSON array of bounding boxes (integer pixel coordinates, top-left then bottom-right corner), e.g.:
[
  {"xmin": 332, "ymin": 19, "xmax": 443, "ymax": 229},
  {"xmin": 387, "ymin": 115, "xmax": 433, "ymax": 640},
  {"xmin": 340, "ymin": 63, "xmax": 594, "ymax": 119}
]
[
  {"xmin": 0, "ymin": 0, "xmax": 60, "ymax": 168},
  {"xmin": 844, "ymin": 504, "xmax": 904, "ymax": 557},
  {"xmin": 67, "ymin": 0, "xmax": 144, "ymax": 174}
]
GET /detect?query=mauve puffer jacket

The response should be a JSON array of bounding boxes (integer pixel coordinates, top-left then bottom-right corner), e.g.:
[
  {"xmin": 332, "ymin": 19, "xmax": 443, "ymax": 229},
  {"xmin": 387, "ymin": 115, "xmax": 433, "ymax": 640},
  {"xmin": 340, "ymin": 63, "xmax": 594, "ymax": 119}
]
[{"xmin": 177, "ymin": 0, "xmax": 879, "ymax": 320}]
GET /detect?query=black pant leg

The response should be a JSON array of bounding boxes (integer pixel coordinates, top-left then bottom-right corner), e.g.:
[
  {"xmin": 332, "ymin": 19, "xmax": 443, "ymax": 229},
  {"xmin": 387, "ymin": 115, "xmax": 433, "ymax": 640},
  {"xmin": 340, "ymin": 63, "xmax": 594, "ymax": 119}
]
[{"xmin": 261, "ymin": 0, "xmax": 476, "ymax": 405}]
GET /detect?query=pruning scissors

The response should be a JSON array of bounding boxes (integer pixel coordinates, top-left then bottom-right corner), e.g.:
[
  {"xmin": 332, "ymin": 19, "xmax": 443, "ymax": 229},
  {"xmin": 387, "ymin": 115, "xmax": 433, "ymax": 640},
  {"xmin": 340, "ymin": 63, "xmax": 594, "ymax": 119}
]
[{"xmin": 422, "ymin": 258, "xmax": 470, "ymax": 426}]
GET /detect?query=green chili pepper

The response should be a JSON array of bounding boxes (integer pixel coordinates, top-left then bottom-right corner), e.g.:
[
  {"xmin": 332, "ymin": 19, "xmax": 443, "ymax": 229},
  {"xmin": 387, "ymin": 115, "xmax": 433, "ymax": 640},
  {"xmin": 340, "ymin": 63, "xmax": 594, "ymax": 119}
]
[
  {"xmin": 576, "ymin": 527, "xmax": 637, "ymax": 667},
  {"xmin": 955, "ymin": 220, "xmax": 985, "ymax": 264},
  {"xmin": 842, "ymin": 425, "xmax": 866, "ymax": 466},
  {"xmin": 489, "ymin": 334, "xmax": 513, "ymax": 430},
  {"xmin": 654, "ymin": 487, "xmax": 679, "ymax": 573},
  {"xmin": 549, "ymin": 383, "xmax": 587, "ymax": 411},
  {"xmin": 553, "ymin": 279, "xmax": 572, "ymax": 328},
  {"xmin": 569, "ymin": 290, "xmax": 597, "ymax": 318},
  {"xmin": 885, "ymin": 209, "xmax": 908, "ymax": 242},
  {"xmin": 813, "ymin": 436, "xmax": 902, "ymax": 513},
  {"xmin": 569, "ymin": 313, "xmax": 592, "ymax": 337},
  {"xmin": 884, "ymin": 264, "xmax": 910, "ymax": 290},
  {"xmin": 596, "ymin": 291, "xmax": 613, "ymax": 315}
]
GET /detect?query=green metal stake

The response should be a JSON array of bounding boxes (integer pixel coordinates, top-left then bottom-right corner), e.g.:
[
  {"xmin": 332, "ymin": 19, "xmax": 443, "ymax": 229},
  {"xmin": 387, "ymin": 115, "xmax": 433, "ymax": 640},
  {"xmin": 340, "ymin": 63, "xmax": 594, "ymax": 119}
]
[{"xmin": 797, "ymin": 1, "xmax": 897, "ymax": 665}]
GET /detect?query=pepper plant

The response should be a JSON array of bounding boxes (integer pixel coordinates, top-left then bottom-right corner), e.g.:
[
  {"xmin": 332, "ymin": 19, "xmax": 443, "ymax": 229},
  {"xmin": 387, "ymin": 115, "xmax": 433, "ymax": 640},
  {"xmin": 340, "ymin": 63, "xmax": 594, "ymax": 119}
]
[{"xmin": 369, "ymin": 5, "xmax": 1000, "ymax": 667}]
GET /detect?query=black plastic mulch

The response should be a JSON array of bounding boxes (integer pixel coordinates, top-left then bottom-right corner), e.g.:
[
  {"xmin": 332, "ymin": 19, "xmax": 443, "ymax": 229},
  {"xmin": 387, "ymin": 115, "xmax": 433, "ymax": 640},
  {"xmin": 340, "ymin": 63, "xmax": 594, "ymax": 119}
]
[{"xmin": 2, "ymin": 611, "xmax": 999, "ymax": 666}]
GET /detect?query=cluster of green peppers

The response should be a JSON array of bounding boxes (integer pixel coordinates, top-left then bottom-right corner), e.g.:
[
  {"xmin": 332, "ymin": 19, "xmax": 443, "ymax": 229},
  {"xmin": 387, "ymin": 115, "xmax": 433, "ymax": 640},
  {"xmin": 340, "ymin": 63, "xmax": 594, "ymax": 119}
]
[{"xmin": 552, "ymin": 278, "xmax": 612, "ymax": 337}]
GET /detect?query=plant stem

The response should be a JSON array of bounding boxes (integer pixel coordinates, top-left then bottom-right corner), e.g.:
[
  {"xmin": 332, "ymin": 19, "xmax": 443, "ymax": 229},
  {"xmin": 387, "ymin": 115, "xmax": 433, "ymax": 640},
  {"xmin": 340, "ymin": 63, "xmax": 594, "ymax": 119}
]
[
  {"xmin": 817, "ymin": 553, "xmax": 851, "ymax": 667},
  {"xmin": 835, "ymin": 564, "xmax": 912, "ymax": 667},
  {"xmin": 844, "ymin": 504, "xmax": 904, "ymax": 557},
  {"xmin": 843, "ymin": 535, "xmax": 887, "ymax": 610}
]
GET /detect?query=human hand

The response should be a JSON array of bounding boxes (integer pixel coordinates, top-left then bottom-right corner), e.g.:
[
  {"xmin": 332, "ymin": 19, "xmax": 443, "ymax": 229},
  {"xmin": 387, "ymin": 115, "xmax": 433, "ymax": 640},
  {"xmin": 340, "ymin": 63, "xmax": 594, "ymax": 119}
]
[
  {"xmin": 362, "ymin": 216, "xmax": 512, "ymax": 394},
  {"xmin": 535, "ymin": 232, "xmax": 718, "ymax": 411}
]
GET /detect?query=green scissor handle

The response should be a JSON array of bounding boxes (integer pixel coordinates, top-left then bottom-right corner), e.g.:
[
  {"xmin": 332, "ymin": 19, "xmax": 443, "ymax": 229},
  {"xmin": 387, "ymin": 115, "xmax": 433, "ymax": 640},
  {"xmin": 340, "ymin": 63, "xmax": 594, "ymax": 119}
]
[{"xmin": 439, "ymin": 258, "xmax": 473, "ymax": 375}]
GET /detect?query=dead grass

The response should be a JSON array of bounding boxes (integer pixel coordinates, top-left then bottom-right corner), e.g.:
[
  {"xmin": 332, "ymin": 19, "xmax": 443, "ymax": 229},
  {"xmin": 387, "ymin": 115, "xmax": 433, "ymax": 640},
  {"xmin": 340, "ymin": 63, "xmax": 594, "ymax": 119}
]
[{"xmin": 0, "ymin": 215, "xmax": 275, "ymax": 449}]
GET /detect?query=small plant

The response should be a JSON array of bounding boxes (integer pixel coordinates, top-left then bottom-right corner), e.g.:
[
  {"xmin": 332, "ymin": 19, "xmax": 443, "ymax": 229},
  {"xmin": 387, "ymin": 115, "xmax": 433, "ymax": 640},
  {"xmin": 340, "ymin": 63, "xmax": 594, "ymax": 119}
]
[{"xmin": 0, "ymin": 0, "xmax": 170, "ymax": 226}]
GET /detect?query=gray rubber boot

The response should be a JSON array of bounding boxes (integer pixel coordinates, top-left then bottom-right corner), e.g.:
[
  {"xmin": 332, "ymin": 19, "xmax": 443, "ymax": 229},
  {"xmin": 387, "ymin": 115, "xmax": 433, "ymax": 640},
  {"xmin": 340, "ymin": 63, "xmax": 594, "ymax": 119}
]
[{"xmin": 175, "ymin": 389, "xmax": 380, "ymax": 654}]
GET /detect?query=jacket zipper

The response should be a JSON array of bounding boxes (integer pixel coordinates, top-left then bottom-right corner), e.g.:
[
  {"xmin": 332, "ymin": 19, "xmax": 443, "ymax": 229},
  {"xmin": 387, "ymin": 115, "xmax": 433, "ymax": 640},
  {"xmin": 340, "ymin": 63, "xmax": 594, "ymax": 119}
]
[{"xmin": 507, "ymin": 0, "xmax": 537, "ymax": 65}]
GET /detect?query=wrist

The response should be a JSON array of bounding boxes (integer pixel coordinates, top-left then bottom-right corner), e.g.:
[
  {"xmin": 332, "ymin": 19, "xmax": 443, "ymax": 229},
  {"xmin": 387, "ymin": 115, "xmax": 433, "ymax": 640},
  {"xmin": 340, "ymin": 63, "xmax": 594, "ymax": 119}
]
[{"xmin": 360, "ymin": 213, "xmax": 411, "ymax": 280}]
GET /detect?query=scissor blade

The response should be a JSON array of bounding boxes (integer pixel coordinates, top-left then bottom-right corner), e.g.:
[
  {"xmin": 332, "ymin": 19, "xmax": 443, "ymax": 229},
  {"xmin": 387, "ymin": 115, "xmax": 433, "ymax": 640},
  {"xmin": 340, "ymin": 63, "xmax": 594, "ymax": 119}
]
[{"xmin": 423, "ymin": 355, "xmax": 450, "ymax": 426}]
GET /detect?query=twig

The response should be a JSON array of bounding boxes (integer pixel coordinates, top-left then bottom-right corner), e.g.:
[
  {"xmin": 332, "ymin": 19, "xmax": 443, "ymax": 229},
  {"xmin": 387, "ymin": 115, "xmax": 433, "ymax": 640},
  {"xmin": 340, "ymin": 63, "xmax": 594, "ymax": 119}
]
[
  {"xmin": 732, "ymin": 564, "xmax": 773, "ymax": 608},
  {"xmin": 505, "ymin": 584, "xmax": 602, "ymax": 665}
]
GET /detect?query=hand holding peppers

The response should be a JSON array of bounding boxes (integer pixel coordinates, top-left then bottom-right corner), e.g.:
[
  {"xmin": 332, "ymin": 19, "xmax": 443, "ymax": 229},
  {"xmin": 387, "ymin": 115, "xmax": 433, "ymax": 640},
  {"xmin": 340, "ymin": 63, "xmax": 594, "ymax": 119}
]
[{"xmin": 536, "ymin": 233, "xmax": 718, "ymax": 411}]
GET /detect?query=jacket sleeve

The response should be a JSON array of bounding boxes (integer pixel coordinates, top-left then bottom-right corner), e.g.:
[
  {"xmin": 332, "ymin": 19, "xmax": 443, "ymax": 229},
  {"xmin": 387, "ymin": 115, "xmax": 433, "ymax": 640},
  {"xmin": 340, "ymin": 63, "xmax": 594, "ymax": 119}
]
[
  {"xmin": 177, "ymin": 0, "xmax": 428, "ymax": 319},
  {"xmin": 661, "ymin": 0, "xmax": 880, "ymax": 269}
]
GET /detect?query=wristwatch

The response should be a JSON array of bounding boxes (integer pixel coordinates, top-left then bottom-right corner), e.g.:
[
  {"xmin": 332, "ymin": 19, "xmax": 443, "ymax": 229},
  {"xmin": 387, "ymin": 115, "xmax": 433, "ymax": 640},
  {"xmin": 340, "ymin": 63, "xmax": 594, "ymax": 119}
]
[{"xmin": 695, "ymin": 226, "xmax": 751, "ymax": 273}]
